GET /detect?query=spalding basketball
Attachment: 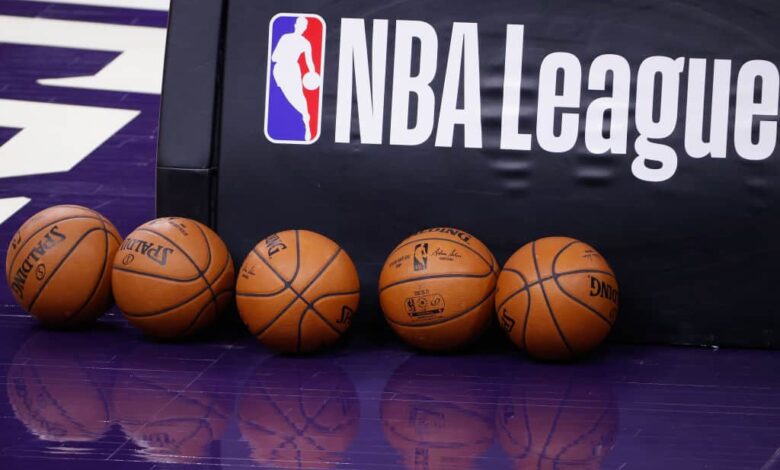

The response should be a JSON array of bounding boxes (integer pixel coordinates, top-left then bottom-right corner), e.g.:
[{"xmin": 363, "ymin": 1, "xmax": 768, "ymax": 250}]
[
  {"xmin": 378, "ymin": 227, "xmax": 498, "ymax": 351},
  {"xmin": 496, "ymin": 237, "xmax": 619, "ymax": 360},
  {"xmin": 5, "ymin": 205, "xmax": 121, "ymax": 327},
  {"xmin": 236, "ymin": 230, "xmax": 359, "ymax": 354},
  {"xmin": 111, "ymin": 217, "xmax": 235, "ymax": 339},
  {"xmin": 497, "ymin": 379, "xmax": 618, "ymax": 469},
  {"xmin": 237, "ymin": 358, "xmax": 359, "ymax": 469}
]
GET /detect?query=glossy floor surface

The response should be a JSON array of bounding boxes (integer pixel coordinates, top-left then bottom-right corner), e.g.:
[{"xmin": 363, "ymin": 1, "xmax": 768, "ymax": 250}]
[
  {"xmin": 1, "ymin": 1, "xmax": 780, "ymax": 469},
  {"xmin": 1, "ymin": 322, "xmax": 780, "ymax": 470}
]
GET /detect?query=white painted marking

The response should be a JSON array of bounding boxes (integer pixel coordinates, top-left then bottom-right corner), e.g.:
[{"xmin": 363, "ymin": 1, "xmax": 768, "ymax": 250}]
[
  {"xmin": 23, "ymin": 0, "xmax": 169, "ymax": 12},
  {"xmin": 0, "ymin": 99, "xmax": 139, "ymax": 179},
  {"xmin": 0, "ymin": 15, "xmax": 166, "ymax": 94},
  {"xmin": 0, "ymin": 197, "xmax": 31, "ymax": 226}
]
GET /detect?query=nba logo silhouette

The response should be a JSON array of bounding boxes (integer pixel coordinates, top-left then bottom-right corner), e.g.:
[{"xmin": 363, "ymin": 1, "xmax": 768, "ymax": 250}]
[{"xmin": 264, "ymin": 13, "xmax": 326, "ymax": 144}]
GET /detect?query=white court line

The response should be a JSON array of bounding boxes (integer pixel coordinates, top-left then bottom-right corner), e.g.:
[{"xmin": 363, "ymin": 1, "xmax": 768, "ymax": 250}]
[
  {"xmin": 0, "ymin": 197, "xmax": 31, "ymax": 227},
  {"xmin": 0, "ymin": 99, "xmax": 140, "ymax": 179},
  {"xmin": 0, "ymin": 15, "xmax": 166, "ymax": 94},
  {"xmin": 22, "ymin": 0, "xmax": 169, "ymax": 11}
]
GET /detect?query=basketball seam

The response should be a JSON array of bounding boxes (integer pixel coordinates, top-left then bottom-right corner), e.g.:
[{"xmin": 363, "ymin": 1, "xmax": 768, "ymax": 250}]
[
  {"xmin": 521, "ymin": 285, "xmax": 532, "ymax": 349},
  {"xmin": 309, "ymin": 289, "xmax": 360, "ymax": 305},
  {"xmin": 283, "ymin": 246, "xmax": 345, "ymax": 348},
  {"xmin": 298, "ymin": 306, "xmax": 341, "ymax": 339},
  {"xmin": 551, "ymin": 278, "xmax": 614, "ymax": 327},
  {"xmin": 26, "ymin": 227, "xmax": 114, "ymax": 312},
  {"xmin": 551, "ymin": 239, "xmax": 581, "ymax": 269},
  {"xmin": 245, "ymin": 234, "xmax": 307, "ymax": 337},
  {"xmin": 6, "ymin": 215, "xmax": 109, "ymax": 279},
  {"xmin": 551, "ymin": 240, "xmax": 615, "ymax": 327},
  {"xmin": 112, "ymin": 266, "xmax": 201, "ymax": 283},
  {"xmin": 379, "ymin": 271, "xmax": 494, "ymax": 294},
  {"xmin": 181, "ymin": 288, "xmax": 233, "ymax": 336},
  {"xmin": 384, "ymin": 285, "xmax": 495, "ymax": 328},
  {"xmin": 190, "ymin": 221, "xmax": 218, "ymax": 318},
  {"xmin": 190, "ymin": 220, "xmax": 214, "ymax": 276},
  {"xmin": 65, "ymin": 217, "xmax": 112, "ymax": 324},
  {"xmin": 300, "ymin": 289, "xmax": 360, "ymax": 339},
  {"xmin": 136, "ymin": 227, "xmax": 212, "ymax": 276},
  {"xmin": 496, "ymin": 269, "xmax": 615, "ymax": 313},
  {"xmin": 251, "ymin": 246, "xmax": 343, "ymax": 338},
  {"xmin": 251, "ymin": 296, "xmax": 302, "ymax": 338},
  {"xmin": 296, "ymin": 308, "xmax": 306, "ymax": 353},
  {"xmin": 58, "ymin": 206, "xmax": 122, "ymax": 244},
  {"xmin": 121, "ymin": 251, "xmax": 232, "ymax": 317},
  {"xmin": 387, "ymin": 236, "xmax": 495, "ymax": 271},
  {"xmin": 496, "ymin": 268, "xmax": 529, "ymax": 312},
  {"xmin": 495, "ymin": 267, "xmax": 616, "ymax": 341},
  {"xmin": 135, "ymin": 227, "xmax": 217, "ymax": 307},
  {"xmin": 303, "ymin": 290, "xmax": 360, "ymax": 336},
  {"xmin": 235, "ymin": 284, "xmax": 287, "ymax": 298},
  {"xmin": 498, "ymin": 267, "xmax": 532, "ymax": 349},
  {"xmin": 532, "ymin": 241, "xmax": 574, "ymax": 357},
  {"xmin": 250, "ymin": 230, "xmax": 302, "ymax": 287}
]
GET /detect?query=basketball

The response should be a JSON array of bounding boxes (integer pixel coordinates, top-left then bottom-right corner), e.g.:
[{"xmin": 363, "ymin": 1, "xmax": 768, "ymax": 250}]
[
  {"xmin": 495, "ymin": 237, "xmax": 619, "ymax": 360},
  {"xmin": 302, "ymin": 71, "xmax": 321, "ymax": 90},
  {"xmin": 378, "ymin": 227, "xmax": 498, "ymax": 351},
  {"xmin": 237, "ymin": 358, "xmax": 359, "ymax": 469},
  {"xmin": 236, "ymin": 230, "xmax": 359, "ymax": 354},
  {"xmin": 497, "ymin": 380, "xmax": 618, "ymax": 469},
  {"xmin": 4, "ymin": 205, "xmax": 121, "ymax": 327},
  {"xmin": 111, "ymin": 217, "xmax": 235, "ymax": 339},
  {"xmin": 381, "ymin": 357, "xmax": 495, "ymax": 470}
]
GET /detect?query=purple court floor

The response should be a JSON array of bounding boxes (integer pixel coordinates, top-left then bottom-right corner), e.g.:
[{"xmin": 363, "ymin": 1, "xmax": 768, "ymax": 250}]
[{"xmin": 0, "ymin": 1, "xmax": 779, "ymax": 469}]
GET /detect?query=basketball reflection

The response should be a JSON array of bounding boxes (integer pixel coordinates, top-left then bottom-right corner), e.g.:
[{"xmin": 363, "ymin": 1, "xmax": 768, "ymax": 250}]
[
  {"xmin": 380, "ymin": 357, "xmax": 496, "ymax": 470},
  {"xmin": 497, "ymin": 378, "xmax": 618, "ymax": 469},
  {"xmin": 237, "ymin": 357, "xmax": 360, "ymax": 469},
  {"xmin": 6, "ymin": 331, "xmax": 114, "ymax": 445},
  {"xmin": 110, "ymin": 344, "xmax": 230, "ymax": 463}
]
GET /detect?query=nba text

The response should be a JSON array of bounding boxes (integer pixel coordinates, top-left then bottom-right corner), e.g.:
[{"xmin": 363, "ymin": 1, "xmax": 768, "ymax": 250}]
[{"xmin": 334, "ymin": 19, "xmax": 778, "ymax": 183}]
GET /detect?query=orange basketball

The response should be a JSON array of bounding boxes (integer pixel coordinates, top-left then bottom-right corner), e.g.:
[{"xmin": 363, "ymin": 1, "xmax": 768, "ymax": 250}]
[
  {"xmin": 111, "ymin": 217, "xmax": 235, "ymax": 339},
  {"xmin": 5, "ymin": 204, "xmax": 121, "ymax": 327},
  {"xmin": 237, "ymin": 358, "xmax": 360, "ymax": 469},
  {"xmin": 236, "ymin": 230, "xmax": 360, "ymax": 354},
  {"xmin": 378, "ymin": 227, "xmax": 498, "ymax": 351},
  {"xmin": 495, "ymin": 237, "xmax": 619, "ymax": 360}
]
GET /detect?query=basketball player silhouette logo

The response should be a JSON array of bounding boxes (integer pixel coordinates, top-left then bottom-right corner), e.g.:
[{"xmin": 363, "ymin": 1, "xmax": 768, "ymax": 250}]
[{"xmin": 265, "ymin": 13, "xmax": 326, "ymax": 144}]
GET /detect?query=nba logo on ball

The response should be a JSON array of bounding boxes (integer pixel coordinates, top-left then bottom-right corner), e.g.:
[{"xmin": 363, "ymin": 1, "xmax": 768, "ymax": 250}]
[{"xmin": 264, "ymin": 13, "xmax": 326, "ymax": 145}]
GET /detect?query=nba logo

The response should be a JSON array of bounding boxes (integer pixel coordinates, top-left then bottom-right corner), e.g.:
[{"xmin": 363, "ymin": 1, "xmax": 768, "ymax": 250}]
[{"xmin": 264, "ymin": 13, "xmax": 326, "ymax": 144}]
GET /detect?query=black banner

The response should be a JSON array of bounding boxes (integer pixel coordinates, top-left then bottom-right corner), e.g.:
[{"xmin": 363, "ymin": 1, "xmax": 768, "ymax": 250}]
[{"xmin": 159, "ymin": 0, "xmax": 780, "ymax": 347}]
